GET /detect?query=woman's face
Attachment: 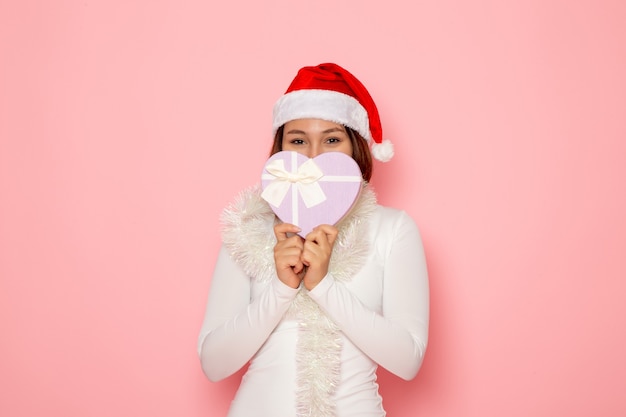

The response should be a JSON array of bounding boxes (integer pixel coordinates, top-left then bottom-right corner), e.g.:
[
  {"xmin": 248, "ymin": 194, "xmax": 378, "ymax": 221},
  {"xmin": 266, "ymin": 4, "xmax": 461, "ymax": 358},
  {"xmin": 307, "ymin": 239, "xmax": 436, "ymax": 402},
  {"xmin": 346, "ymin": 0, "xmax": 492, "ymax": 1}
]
[{"xmin": 281, "ymin": 119, "xmax": 353, "ymax": 158}]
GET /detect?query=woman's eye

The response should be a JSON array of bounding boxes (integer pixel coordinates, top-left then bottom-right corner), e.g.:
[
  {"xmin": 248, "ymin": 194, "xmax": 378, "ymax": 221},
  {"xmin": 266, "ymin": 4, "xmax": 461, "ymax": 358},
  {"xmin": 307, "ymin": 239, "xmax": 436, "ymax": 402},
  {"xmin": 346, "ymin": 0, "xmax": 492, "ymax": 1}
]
[
  {"xmin": 290, "ymin": 139, "xmax": 305, "ymax": 145},
  {"xmin": 326, "ymin": 137, "xmax": 341, "ymax": 144}
]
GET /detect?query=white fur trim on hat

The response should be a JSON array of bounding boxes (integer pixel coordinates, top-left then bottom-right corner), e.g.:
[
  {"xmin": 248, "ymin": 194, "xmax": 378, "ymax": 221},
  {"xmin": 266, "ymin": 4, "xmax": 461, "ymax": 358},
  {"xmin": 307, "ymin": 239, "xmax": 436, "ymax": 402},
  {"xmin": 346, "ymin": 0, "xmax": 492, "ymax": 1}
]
[{"xmin": 272, "ymin": 89, "xmax": 372, "ymax": 142}]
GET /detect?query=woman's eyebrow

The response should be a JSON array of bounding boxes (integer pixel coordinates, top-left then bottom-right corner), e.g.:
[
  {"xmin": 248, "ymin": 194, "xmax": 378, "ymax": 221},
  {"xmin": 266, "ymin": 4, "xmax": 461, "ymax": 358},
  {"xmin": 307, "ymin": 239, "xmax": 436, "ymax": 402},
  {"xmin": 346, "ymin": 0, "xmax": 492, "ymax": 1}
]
[
  {"xmin": 322, "ymin": 127, "xmax": 346, "ymax": 134},
  {"xmin": 285, "ymin": 127, "xmax": 345, "ymax": 135}
]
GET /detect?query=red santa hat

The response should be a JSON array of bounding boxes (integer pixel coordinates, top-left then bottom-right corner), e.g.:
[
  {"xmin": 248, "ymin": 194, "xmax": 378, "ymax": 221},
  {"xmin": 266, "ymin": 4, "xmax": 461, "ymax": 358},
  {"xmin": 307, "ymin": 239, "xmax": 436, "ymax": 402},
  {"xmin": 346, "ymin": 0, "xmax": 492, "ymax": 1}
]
[{"xmin": 272, "ymin": 63, "xmax": 394, "ymax": 162}]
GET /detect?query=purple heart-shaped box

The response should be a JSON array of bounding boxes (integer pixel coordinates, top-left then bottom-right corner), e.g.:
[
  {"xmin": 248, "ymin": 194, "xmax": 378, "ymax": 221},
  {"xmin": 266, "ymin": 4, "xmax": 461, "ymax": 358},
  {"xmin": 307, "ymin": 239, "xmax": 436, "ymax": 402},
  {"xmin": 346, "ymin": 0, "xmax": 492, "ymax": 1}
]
[{"xmin": 261, "ymin": 151, "xmax": 363, "ymax": 237}]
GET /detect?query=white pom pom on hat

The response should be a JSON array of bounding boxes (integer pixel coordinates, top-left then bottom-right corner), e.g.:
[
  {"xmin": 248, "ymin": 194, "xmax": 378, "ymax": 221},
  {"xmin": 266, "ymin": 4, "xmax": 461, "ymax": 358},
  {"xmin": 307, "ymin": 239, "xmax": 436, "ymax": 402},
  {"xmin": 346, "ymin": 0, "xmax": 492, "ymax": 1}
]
[
  {"xmin": 272, "ymin": 63, "xmax": 394, "ymax": 162},
  {"xmin": 371, "ymin": 139, "xmax": 394, "ymax": 162}
]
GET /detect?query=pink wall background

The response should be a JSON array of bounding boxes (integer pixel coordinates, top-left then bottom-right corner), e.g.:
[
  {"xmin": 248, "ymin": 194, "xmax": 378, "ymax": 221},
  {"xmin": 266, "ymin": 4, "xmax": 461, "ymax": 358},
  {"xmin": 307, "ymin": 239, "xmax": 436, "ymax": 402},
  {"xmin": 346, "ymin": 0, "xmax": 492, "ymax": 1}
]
[{"xmin": 1, "ymin": 1, "xmax": 625, "ymax": 416}]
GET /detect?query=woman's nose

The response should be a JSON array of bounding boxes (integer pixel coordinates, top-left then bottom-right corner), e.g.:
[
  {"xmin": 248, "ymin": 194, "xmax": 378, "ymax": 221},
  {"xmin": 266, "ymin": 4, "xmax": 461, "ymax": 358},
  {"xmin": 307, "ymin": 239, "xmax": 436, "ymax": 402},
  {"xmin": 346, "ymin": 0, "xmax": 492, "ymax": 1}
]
[{"xmin": 308, "ymin": 144, "xmax": 321, "ymax": 158}]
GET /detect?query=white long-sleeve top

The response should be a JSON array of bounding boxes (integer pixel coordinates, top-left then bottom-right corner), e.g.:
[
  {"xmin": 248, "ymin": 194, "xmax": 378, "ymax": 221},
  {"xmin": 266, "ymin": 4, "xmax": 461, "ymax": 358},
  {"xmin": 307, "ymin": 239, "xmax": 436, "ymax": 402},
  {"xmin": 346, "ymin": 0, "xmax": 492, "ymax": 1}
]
[{"xmin": 198, "ymin": 198, "xmax": 429, "ymax": 417}]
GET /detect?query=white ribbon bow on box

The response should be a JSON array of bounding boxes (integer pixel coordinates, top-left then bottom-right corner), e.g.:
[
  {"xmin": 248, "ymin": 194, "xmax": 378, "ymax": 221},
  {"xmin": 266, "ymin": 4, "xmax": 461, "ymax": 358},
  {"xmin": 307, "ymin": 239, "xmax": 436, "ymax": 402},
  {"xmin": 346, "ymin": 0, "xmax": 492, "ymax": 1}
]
[{"xmin": 261, "ymin": 157, "xmax": 327, "ymax": 208}]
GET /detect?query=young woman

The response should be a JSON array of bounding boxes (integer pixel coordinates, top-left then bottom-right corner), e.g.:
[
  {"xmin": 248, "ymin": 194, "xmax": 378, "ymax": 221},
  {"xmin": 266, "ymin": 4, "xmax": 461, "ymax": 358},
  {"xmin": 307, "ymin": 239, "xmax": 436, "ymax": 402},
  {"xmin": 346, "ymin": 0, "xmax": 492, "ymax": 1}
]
[{"xmin": 198, "ymin": 63, "xmax": 429, "ymax": 417}]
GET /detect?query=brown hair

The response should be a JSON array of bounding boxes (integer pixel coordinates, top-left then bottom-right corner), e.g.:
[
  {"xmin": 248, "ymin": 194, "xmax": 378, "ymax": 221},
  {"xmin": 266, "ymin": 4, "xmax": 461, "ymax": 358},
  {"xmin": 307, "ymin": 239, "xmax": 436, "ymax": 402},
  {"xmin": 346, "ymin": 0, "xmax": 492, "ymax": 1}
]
[{"xmin": 269, "ymin": 125, "xmax": 373, "ymax": 182}]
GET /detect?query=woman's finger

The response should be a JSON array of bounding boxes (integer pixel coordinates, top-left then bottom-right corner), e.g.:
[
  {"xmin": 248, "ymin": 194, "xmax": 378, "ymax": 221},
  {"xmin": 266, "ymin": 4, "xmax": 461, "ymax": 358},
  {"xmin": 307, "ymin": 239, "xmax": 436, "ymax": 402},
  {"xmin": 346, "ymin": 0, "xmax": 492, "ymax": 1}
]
[
  {"xmin": 273, "ymin": 223, "xmax": 301, "ymax": 241},
  {"xmin": 306, "ymin": 224, "xmax": 339, "ymax": 248}
]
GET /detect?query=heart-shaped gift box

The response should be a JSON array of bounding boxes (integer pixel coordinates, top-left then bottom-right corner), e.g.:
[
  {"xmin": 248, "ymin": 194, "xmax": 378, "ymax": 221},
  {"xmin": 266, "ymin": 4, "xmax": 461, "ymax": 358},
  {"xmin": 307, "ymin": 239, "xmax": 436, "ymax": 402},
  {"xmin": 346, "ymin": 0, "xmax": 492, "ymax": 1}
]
[{"xmin": 261, "ymin": 151, "xmax": 363, "ymax": 237}]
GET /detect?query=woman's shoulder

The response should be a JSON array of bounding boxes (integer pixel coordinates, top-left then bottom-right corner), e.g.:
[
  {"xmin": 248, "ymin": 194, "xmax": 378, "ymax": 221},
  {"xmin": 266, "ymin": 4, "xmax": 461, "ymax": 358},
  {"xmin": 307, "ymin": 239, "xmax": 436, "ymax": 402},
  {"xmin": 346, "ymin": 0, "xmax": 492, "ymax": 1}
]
[{"xmin": 370, "ymin": 204, "xmax": 421, "ymax": 239}]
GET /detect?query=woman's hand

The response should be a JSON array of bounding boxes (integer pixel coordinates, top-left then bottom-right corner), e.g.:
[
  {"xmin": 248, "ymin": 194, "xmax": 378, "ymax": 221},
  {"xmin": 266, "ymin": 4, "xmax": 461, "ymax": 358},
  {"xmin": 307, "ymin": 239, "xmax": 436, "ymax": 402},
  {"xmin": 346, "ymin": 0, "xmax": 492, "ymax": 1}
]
[
  {"xmin": 273, "ymin": 223, "xmax": 305, "ymax": 289},
  {"xmin": 302, "ymin": 224, "xmax": 338, "ymax": 290}
]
